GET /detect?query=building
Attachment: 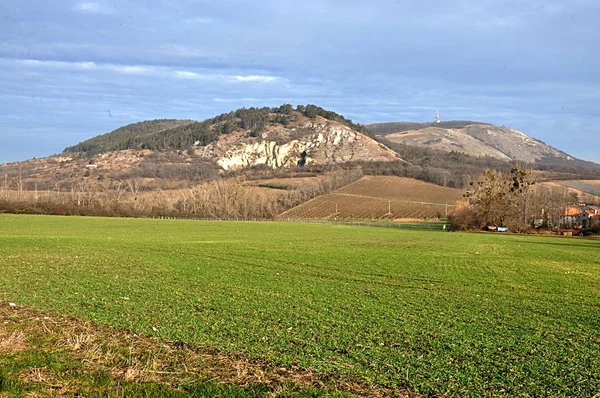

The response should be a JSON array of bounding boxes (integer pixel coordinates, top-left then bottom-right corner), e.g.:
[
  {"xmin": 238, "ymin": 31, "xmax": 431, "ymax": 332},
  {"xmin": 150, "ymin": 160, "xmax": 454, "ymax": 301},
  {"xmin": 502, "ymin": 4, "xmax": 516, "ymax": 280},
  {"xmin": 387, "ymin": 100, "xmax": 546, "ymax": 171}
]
[
  {"xmin": 579, "ymin": 207, "xmax": 600, "ymax": 227},
  {"xmin": 558, "ymin": 207, "xmax": 581, "ymax": 227}
]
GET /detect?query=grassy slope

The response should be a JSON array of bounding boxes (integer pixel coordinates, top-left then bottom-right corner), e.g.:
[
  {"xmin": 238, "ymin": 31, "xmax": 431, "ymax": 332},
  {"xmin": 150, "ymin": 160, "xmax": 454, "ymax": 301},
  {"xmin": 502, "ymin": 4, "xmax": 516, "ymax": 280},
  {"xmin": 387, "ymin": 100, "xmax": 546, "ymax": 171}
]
[{"xmin": 1, "ymin": 215, "xmax": 599, "ymax": 396}]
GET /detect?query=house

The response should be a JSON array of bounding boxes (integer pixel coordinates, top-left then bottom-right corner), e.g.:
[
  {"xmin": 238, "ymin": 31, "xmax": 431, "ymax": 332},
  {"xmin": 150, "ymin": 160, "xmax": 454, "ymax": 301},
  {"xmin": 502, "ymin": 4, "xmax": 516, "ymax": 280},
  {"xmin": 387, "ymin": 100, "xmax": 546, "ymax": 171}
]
[
  {"xmin": 558, "ymin": 207, "xmax": 582, "ymax": 227},
  {"xmin": 579, "ymin": 208, "xmax": 600, "ymax": 227}
]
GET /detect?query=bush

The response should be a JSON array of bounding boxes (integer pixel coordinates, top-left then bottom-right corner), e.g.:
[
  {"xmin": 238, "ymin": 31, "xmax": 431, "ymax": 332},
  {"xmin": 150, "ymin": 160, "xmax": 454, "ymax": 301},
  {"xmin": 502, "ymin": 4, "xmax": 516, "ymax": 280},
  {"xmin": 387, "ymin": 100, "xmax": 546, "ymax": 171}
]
[{"xmin": 448, "ymin": 206, "xmax": 477, "ymax": 231}]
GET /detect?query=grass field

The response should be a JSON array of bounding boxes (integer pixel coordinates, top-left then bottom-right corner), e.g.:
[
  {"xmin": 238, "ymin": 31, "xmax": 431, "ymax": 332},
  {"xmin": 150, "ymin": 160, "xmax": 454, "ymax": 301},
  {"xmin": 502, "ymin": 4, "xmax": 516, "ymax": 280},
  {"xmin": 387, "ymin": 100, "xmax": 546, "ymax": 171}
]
[
  {"xmin": 280, "ymin": 177, "xmax": 463, "ymax": 220},
  {"xmin": 1, "ymin": 215, "xmax": 599, "ymax": 396}
]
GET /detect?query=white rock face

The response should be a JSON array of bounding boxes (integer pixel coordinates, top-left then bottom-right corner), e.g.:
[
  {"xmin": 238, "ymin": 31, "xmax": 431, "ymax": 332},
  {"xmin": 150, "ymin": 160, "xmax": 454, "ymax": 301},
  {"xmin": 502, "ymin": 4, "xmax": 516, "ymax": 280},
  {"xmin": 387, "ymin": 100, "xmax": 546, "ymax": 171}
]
[
  {"xmin": 204, "ymin": 121, "xmax": 400, "ymax": 171},
  {"xmin": 217, "ymin": 140, "xmax": 307, "ymax": 170}
]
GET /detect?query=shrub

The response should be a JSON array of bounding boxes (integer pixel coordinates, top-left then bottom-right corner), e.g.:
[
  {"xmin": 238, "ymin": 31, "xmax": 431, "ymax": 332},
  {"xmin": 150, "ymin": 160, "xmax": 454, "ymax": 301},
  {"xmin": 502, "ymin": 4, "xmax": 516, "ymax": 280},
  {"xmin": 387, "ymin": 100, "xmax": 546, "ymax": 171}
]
[{"xmin": 448, "ymin": 206, "xmax": 477, "ymax": 231}]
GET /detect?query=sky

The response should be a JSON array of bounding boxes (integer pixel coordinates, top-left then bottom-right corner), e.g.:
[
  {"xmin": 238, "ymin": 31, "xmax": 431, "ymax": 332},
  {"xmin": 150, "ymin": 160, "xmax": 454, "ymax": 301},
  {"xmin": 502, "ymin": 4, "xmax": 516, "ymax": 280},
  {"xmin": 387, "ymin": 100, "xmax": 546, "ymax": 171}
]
[{"xmin": 1, "ymin": 0, "xmax": 599, "ymax": 163}]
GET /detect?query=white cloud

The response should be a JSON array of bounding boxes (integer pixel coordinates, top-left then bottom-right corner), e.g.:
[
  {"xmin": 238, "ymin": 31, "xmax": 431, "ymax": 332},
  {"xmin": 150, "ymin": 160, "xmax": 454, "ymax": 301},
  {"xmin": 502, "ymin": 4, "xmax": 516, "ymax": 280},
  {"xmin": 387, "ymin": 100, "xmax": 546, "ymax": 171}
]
[
  {"xmin": 6, "ymin": 58, "xmax": 284, "ymax": 85},
  {"xmin": 73, "ymin": 2, "xmax": 114, "ymax": 14},
  {"xmin": 18, "ymin": 59, "xmax": 97, "ymax": 70},
  {"xmin": 173, "ymin": 71, "xmax": 204, "ymax": 79},
  {"xmin": 231, "ymin": 75, "xmax": 280, "ymax": 83},
  {"xmin": 13, "ymin": 59, "xmax": 154, "ymax": 75},
  {"xmin": 107, "ymin": 65, "xmax": 152, "ymax": 75}
]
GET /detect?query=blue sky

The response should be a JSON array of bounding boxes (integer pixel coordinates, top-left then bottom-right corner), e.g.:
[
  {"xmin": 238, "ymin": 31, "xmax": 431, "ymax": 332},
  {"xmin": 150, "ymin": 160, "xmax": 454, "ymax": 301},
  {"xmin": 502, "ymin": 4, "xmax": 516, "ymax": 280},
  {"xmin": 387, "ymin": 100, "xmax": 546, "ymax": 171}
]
[{"xmin": 1, "ymin": 0, "xmax": 599, "ymax": 163}]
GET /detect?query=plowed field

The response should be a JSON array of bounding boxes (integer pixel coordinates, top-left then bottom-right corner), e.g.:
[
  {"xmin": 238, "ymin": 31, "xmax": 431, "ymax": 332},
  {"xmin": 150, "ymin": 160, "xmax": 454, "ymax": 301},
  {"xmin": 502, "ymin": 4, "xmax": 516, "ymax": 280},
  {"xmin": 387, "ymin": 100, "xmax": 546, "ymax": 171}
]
[
  {"xmin": 557, "ymin": 180, "xmax": 600, "ymax": 196},
  {"xmin": 280, "ymin": 176, "xmax": 463, "ymax": 220}
]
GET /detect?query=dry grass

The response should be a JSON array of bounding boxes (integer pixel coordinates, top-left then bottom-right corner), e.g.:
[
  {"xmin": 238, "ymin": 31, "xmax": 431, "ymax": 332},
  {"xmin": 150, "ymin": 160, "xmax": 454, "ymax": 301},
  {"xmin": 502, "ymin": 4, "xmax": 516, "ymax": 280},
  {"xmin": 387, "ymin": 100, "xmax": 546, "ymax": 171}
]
[
  {"xmin": 0, "ymin": 301, "xmax": 408, "ymax": 397},
  {"xmin": 0, "ymin": 329, "xmax": 27, "ymax": 353}
]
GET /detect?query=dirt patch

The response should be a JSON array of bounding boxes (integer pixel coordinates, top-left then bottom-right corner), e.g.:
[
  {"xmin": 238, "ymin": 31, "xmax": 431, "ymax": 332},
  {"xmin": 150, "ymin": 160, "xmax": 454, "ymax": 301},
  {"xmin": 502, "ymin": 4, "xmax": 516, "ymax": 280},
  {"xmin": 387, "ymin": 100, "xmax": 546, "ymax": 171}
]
[
  {"xmin": 0, "ymin": 301, "xmax": 413, "ymax": 397},
  {"xmin": 18, "ymin": 367, "xmax": 56, "ymax": 384},
  {"xmin": 0, "ymin": 329, "xmax": 27, "ymax": 353}
]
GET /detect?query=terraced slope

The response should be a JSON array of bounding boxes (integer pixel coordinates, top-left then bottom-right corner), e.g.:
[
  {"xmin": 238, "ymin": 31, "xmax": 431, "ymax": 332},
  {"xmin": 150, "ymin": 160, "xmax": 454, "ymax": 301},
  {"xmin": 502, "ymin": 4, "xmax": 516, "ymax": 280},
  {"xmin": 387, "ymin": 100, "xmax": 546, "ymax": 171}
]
[
  {"xmin": 279, "ymin": 176, "xmax": 463, "ymax": 220},
  {"xmin": 557, "ymin": 180, "xmax": 600, "ymax": 196}
]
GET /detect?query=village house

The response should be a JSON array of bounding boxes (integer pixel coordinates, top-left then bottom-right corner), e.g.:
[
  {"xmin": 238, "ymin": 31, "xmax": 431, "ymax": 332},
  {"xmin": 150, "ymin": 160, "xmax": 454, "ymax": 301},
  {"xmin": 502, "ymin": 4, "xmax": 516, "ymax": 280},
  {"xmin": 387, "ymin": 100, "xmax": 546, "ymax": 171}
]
[
  {"xmin": 558, "ymin": 207, "xmax": 582, "ymax": 227},
  {"xmin": 579, "ymin": 207, "xmax": 600, "ymax": 227}
]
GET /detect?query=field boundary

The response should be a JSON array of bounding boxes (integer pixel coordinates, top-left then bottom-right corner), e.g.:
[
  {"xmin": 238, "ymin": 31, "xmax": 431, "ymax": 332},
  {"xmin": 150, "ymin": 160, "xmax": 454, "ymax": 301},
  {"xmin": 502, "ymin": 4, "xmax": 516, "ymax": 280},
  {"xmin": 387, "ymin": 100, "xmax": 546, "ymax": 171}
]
[
  {"xmin": 281, "ymin": 219, "xmax": 449, "ymax": 230},
  {"xmin": 147, "ymin": 216, "xmax": 450, "ymax": 231}
]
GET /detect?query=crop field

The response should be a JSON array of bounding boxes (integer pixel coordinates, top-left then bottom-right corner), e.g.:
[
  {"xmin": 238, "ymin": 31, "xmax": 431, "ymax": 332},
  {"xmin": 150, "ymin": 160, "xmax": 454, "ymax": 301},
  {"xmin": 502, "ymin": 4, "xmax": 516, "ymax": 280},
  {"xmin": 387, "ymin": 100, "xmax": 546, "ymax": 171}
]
[
  {"xmin": 1, "ymin": 215, "xmax": 599, "ymax": 396},
  {"xmin": 246, "ymin": 176, "xmax": 326, "ymax": 190},
  {"xmin": 280, "ymin": 176, "xmax": 463, "ymax": 220},
  {"xmin": 557, "ymin": 180, "xmax": 600, "ymax": 196}
]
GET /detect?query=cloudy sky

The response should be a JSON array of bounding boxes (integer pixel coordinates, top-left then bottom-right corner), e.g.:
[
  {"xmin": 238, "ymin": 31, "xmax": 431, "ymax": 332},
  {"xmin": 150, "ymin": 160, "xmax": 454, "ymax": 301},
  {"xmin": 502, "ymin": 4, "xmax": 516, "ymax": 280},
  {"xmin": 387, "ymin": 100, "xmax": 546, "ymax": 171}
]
[{"xmin": 1, "ymin": 0, "xmax": 599, "ymax": 163}]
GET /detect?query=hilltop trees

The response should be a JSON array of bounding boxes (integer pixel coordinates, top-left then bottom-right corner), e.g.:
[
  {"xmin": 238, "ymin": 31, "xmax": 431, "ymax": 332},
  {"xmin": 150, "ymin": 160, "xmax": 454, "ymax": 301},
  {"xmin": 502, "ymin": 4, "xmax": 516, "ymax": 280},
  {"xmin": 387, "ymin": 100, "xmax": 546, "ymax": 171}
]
[{"xmin": 62, "ymin": 105, "xmax": 375, "ymax": 156}]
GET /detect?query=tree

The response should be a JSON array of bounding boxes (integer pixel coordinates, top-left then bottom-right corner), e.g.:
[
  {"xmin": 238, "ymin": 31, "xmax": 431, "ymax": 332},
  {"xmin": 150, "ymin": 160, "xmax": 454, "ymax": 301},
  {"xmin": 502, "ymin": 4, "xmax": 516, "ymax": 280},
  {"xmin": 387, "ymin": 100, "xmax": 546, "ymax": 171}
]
[
  {"xmin": 508, "ymin": 167, "xmax": 535, "ymax": 229},
  {"xmin": 464, "ymin": 169, "xmax": 517, "ymax": 228}
]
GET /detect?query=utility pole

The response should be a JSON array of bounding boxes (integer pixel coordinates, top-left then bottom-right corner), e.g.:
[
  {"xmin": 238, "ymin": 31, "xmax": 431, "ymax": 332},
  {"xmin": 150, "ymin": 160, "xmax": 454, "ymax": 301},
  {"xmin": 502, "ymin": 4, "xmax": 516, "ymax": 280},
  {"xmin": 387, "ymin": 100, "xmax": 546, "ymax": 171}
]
[{"xmin": 18, "ymin": 168, "xmax": 23, "ymax": 196}]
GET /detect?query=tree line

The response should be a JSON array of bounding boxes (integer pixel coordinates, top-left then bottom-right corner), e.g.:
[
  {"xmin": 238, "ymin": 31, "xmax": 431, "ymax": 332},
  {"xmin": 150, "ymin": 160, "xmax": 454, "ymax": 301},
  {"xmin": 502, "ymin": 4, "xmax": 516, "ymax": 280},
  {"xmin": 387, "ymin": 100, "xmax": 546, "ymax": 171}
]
[{"xmin": 0, "ymin": 170, "xmax": 362, "ymax": 220}]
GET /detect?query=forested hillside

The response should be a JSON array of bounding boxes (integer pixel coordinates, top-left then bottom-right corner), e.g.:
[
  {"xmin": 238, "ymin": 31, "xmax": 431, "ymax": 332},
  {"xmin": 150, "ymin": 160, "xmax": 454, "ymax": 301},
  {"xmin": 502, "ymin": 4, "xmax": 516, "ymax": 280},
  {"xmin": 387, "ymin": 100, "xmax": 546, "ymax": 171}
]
[
  {"xmin": 63, "ymin": 119, "xmax": 193, "ymax": 154},
  {"xmin": 63, "ymin": 105, "xmax": 371, "ymax": 156}
]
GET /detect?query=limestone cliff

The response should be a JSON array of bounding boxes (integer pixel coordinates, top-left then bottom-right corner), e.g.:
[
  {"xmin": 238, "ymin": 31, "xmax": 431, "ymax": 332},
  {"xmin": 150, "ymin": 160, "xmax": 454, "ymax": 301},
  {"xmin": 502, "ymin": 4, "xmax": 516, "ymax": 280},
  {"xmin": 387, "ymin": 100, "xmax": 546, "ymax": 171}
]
[{"xmin": 195, "ymin": 117, "xmax": 402, "ymax": 170}]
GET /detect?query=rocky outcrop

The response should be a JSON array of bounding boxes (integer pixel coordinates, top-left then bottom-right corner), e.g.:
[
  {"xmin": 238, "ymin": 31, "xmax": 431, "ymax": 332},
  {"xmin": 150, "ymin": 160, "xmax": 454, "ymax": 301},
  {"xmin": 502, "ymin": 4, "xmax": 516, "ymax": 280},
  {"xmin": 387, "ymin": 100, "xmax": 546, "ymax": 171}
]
[{"xmin": 197, "ymin": 119, "xmax": 401, "ymax": 171}]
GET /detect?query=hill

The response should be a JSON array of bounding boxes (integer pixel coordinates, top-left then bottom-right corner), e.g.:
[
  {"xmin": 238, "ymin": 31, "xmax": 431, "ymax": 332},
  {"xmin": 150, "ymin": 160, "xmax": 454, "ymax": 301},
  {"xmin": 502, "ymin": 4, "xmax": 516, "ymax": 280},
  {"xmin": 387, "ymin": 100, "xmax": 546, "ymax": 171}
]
[
  {"xmin": 63, "ymin": 105, "xmax": 400, "ymax": 171},
  {"xmin": 2, "ymin": 105, "xmax": 599, "ymax": 216},
  {"xmin": 368, "ymin": 122, "xmax": 571, "ymax": 163},
  {"xmin": 540, "ymin": 180, "xmax": 600, "ymax": 205},
  {"xmin": 279, "ymin": 176, "xmax": 463, "ymax": 220},
  {"xmin": 368, "ymin": 121, "xmax": 600, "ymax": 179}
]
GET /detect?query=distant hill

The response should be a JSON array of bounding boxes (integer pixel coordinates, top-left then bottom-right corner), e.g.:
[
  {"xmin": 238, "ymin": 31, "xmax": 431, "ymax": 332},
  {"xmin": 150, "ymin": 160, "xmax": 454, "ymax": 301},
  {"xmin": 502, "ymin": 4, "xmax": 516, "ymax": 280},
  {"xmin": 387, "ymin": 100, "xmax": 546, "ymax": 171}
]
[
  {"xmin": 367, "ymin": 121, "xmax": 570, "ymax": 162},
  {"xmin": 62, "ymin": 105, "xmax": 400, "ymax": 171},
  {"xmin": 367, "ymin": 121, "xmax": 489, "ymax": 135},
  {"xmin": 2, "ymin": 107, "xmax": 599, "ymax": 194}
]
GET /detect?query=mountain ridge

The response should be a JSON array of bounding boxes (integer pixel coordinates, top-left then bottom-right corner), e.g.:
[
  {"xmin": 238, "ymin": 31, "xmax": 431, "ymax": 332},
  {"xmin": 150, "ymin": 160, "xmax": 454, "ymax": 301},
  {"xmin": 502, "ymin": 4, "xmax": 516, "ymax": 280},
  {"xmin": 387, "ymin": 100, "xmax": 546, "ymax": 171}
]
[
  {"xmin": 368, "ymin": 121, "xmax": 575, "ymax": 163},
  {"xmin": 60, "ymin": 105, "xmax": 401, "ymax": 171},
  {"xmin": 2, "ymin": 105, "xmax": 599, "ymax": 192}
]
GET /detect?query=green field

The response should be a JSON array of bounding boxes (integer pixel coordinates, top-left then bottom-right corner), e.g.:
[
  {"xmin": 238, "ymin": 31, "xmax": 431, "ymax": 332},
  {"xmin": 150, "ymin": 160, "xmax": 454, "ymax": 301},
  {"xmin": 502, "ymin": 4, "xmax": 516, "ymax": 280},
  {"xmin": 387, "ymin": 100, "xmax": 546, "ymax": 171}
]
[{"xmin": 1, "ymin": 215, "xmax": 599, "ymax": 396}]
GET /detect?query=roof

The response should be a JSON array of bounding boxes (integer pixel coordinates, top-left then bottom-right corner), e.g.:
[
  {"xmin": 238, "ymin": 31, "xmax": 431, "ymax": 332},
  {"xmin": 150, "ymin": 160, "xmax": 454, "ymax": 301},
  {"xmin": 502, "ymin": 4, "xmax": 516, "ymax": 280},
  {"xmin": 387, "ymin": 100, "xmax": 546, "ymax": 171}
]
[{"xmin": 563, "ymin": 207, "xmax": 581, "ymax": 217}]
